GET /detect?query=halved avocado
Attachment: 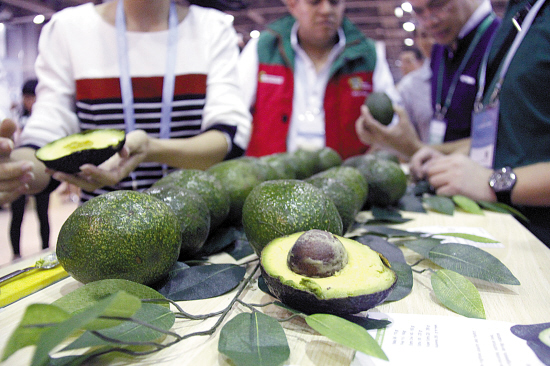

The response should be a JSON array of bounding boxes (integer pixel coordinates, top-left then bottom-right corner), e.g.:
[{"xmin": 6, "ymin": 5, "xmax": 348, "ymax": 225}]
[
  {"xmin": 260, "ymin": 230, "xmax": 397, "ymax": 315},
  {"xmin": 35, "ymin": 129, "xmax": 125, "ymax": 174}
]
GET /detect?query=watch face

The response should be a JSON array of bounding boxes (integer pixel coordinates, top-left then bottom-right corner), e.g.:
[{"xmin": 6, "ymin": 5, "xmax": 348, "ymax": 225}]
[{"xmin": 490, "ymin": 168, "xmax": 516, "ymax": 192}]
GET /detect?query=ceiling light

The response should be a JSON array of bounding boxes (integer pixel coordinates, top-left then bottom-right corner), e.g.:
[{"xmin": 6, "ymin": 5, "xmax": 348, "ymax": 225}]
[
  {"xmin": 401, "ymin": 2, "xmax": 413, "ymax": 13},
  {"xmin": 394, "ymin": 7, "xmax": 404, "ymax": 18},
  {"xmin": 250, "ymin": 30, "xmax": 260, "ymax": 39},
  {"xmin": 403, "ymin": 21, "xmax": 415, "ymax": 32},
  {"xmin": 33, "ymin": 14, "xmax": 45, "ymax": 24},
  {"xmin": 404, "ymin": 38, "xmax": 414, "ymax": 46}
]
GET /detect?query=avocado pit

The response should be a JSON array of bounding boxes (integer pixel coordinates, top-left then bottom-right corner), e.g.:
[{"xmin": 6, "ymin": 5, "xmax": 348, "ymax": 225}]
[{"xmin": 288, "ymin": 230, "xmax": 348, "ymax": 278}]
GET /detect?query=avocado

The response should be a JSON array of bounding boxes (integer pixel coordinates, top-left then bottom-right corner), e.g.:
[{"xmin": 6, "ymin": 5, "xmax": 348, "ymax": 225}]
[
  {"xmin": 144, "ymin": 185, "xmax": 210, "ymax": 259},
  {"xmin": 259, "ymin": 153, "xmax": 297, "ymax": 179},
  {"xmin": 153, "ymin": 169, "xmax": 230, "ymax": 232},
  {"xmin": 207, "ymin": 158, "xmax": 265, "ymax": 225},
  {"xmin": 316, "ymin": 147, "xmax": 343, "ymax": 171},
  {"xmin": 306, "ymin": 166, "xmax": 368, "ymax": 232},
  {"xmin": 261, "ymin": 230, "xmax": 397, "ymax": 315},
  {"xmin": 56, "ymin": 190, "xmax": 181, "ymax": 285},
  {"xmin": 242, "ymin": 179, "xmax": 343, "ymax": 256},
  {"xmin": 35, "ymin": 129, "xmax": 125, "ymax": 174},
  {"xmin": 291, "ymin": 149, "xmax": 321, "ymax": 179},
  {"xmin": 365, "ymin": 92, "xmax": 394, "ymax": 126},
  {"xmin": 344, "ymin": 154, "xmax": 407, "ymax": 207}
]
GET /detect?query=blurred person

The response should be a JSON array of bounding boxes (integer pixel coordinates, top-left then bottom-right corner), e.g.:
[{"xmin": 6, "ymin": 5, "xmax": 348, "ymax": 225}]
[
  {"xmin": 0, "ymin": 0, "xmax": 251, "ymax": 206},
  {"xmin": 9, "ymin": 79, "xmax": 51, "ymax": 259},
  {"xmin": 355, "ymin": 0, "xmax": 500, "ymax": 159},
  {"xmin": 410, "ymin": 0, "xmax": 550, "ymax": 246},
  {"xmin": 397, "ymin": 46, "xmax": 424, "ymax": 79},
  {"xmin": 238, "ymin": 0, "xmax": 399, "ymax": 159}
]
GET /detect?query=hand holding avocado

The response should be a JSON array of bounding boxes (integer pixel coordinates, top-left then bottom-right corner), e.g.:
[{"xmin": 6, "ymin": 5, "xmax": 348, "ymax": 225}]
[
  {"xmin": 355, "ymin": 101, "xmax": 424, "ymax": 160},
  {"xmin": 48, "ymin": 129, "xmax": 149, "ymax": 192}
]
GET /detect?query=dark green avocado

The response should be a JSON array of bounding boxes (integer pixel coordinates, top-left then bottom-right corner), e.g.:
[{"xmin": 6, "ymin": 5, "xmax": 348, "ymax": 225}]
[
  {"xmin": 35, "ymin": 129, "xmax": 125, "ymax": 174},
  {"xmin": 260, "ymin": 230, "xmax": 397, "ymax": 315},
  {"xmin": 365, "ymin": 92, "xmax": 394, "ymax": 126}
]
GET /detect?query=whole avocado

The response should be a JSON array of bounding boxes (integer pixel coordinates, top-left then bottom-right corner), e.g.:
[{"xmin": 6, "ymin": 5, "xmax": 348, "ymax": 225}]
[
  {"xmin": 56, "ymin": 190, "xmax": 181, "ymax": 286},
  {"xmin": 242, "ymin": 179, "xmax": 343, "ymax": 256},
  {"xmin": 365, "ymin": 92, "xmax": 394, "ymax": 126}
]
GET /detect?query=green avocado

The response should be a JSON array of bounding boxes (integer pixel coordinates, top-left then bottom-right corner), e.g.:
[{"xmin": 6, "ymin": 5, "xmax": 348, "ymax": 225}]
[
  {"xmin": 316, "ymin": 147, "xmax": 343, "ymax": 171},
  {"xmin": 306, "ymin": 166, "xmax": 368, "ymax": 232},
  {"xmin": 259, "ymin": 153, "xmax": 297, "ymax": 179},
  {"xmin": 365, "ymin": 92, "xmax": 394, "ymax": 126},
  {"xmin": 291, "ymin": 149, "xmax": 321, "ymax": 179},
  {"xmin": 35, "ymin": 129, "xmax": 125, "ymax": 174},
  {"xmin": 207, "ymin": 158, "xmax": 266, "ymax": 225},
  {"xmin": 153, "ymin": 169, "xmax": 230, "ymax": 232},
  {"xmin": 242, "ymin": 179, "xmax": 343, "ymax": 256},
  {"xmin": 261, "ymin": 230, "xmax": 397, "ymax": 315},
  {"xmin": 144, "ymin": 185, "xmax": 210, "ymax": 260},
  {"xmin": 56, "ymin": 190, "xmax": 181, "ymax": 285},
  {"xmin": 344, "ymin": 154, "xmax": 407, "ymax": 207}
]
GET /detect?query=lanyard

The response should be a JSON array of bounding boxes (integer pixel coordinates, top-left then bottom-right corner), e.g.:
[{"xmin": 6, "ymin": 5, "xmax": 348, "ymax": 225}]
[
  {"xmin": 115, "ymin": 0, "xmax": 178, "ymax": 139},
  {"xmin": 475, "ymin": 0, "xmax": 546, "ymax": 110},
  {"xmin": 434, "ymin": 14, "xmax": 495, "ymax": 120}
]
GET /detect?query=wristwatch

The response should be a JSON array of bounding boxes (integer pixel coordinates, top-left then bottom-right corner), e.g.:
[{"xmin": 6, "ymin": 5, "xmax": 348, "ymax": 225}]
[{"xmin": 488, "ymin": 166, "xmax": 517, "ymax": 205}]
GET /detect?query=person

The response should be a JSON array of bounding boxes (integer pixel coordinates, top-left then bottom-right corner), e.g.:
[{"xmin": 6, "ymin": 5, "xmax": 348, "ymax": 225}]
[
  {"xmin": 397, "ymin": 46, "xmax": 424, "ymax": 80},
  {"xmin": 238, "ymin": 0, "xmax": 399, "ymax": 159},
  {"xmin": 0, "ymin": 0, "xmax": 251, "ymax": 206},
  {"xmin": 396, "ymin": 28, "xmax": 435, "ymax": 145},
  {"xmin": 10, "ymin": 79, "xmax": 51, "ymax": 259},
  {"xmin": 0, "ymin": 62, "xmax": 11, "ymax": 127},
  {"xmin": 355, "ymin": 0, "xmax": 500, "ymax": 160},
  {"xmin": 410, "ymin": 0, "xmax": 550, "ymax": 246}
]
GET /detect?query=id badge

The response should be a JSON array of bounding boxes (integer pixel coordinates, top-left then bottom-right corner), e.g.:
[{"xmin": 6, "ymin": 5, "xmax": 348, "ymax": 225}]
[
  {"xmin": 295, "ymin": 109, "xmax": 326, "ymax": 151},
  {"xmin": 469, "ymin": 102, "xmax": 499, "ymax": 168},
  {"xmin": 428, "ymin": 119, "xmax": 447, "ymax": 145}
]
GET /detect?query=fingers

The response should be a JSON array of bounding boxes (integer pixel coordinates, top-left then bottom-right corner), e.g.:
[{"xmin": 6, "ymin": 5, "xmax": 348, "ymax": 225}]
[{"xmin": 0, "ymin": 118, "xmax": 17, "ymax": 139}]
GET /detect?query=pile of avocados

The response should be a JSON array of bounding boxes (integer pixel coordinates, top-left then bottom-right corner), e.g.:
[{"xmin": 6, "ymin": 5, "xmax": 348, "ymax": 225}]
[{"xmin": 55, "ymin": 142, "xmax": 407, "ymax": 314}]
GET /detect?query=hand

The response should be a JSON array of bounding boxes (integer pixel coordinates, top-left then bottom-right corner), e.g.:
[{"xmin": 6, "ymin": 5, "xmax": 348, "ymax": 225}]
[
  {"xmin": 423, "ymin": 154, "xmax": 495, "ymax": 202},
  {"xmin": 51, "ymin": 130, "xmax": 150, "ymax": 192},
  {"xmin": 355, "ymin": 104, "xmax": 423, "ymax": 160},
  {"xmin": 0, "ymin": 119, "xmax": 34, "ymax": 205},
  {"xmin": 409, "ymin": 146, "xmax": 444, "ymax": 181}
]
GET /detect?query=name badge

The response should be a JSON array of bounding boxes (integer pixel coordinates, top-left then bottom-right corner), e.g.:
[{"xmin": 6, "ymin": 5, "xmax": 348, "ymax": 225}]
[
  {"xmin": 429, "ymin": 119, "xmax": 447, "ymax": 145},
  {"xmin": 469, "ymin": 102, "xmax": 499, "ymax": 168}
]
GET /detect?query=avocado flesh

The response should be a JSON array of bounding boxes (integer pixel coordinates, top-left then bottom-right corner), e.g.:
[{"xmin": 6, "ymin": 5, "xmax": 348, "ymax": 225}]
[
  {"xmin": 35, "ymin": 129, "xmax": 125, "ymax": 174},
  {"xmin": 261, "ymin": 232, "xmax": 397, "ymax": 314}
]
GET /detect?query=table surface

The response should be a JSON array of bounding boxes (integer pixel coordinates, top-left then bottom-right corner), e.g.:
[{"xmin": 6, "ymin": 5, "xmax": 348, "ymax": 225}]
[{"xmin": 1, "ymin": 209, "xmax": 549, "ymax": 366}]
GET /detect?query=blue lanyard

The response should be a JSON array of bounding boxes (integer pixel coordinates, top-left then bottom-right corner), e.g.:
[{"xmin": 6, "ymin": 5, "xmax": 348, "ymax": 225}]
[
  {"xmin": 434, "ymin": 14, "xmax": 495, "ymax": 120},
  {"xmin": 115, "ymin": 0, "xmax": 178, "ymax": 139},
  {"xmin": 475, "ymin": 0, "xmax": 546, "ymax": 110}
]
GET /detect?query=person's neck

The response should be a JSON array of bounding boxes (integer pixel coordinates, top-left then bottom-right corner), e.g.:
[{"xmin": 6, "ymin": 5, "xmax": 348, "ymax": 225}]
[
  {"xmin": 123, "ymin": 0, "xmax": 171, "ymax": 32},
  {"xmin": 298, "ymin": 36, "xmax": 338, "ymax": 72}
]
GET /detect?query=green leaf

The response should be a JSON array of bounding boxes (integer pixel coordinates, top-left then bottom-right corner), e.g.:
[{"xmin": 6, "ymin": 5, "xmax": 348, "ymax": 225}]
[
  {"xmin": 423, "ymin": 196, "xmax": 455, "ymax": 215},
  {"xmin": 452, "ymin": 195, "xmax": 484, "ymax": 215},
  {"xmin": 52, "ymin": 279, "xmax": 157, "ymax": 330},
  {"xmin": 402, "ymin": 238, "xmax": 442, "ymax": 258},
  {"xmin": 305, "ymin": 314, "xmax": 387, "ymax": 361},
  {"xmin": 539, "ymin": 328, "xmax": 550, "ymax": 347},
  {"xmin": 431, "ymin": 269, "xmax": 485, "ymax": 319},
  {"xmin": 2, "ymin": 304, "xmax": 70, "ymax": 361},
  {"xmin": 384, "ymin": 262, "xmax": 413, "ymax": 302},
  {"xmin": 365, "ymin": 225, "xmax": 421, "ymax": 238},
  {"xmin": 371, "ymin": 206, "xmax": 411, "ymax": 223},
  {"xmin": 477, "ymin": 201, "xmax": 530, "ymax": 222},
  {"xmin": 428, "ymin": 243, "xmax": 520, "ymax": 285},
  {"xmin": 31, "ymin": 291, "xmax": 141, "ymax": 366},
  {"xmin": 61, "ymin": 303, "xmax": 175, "ymax": 350},
  {"xmin": 435, "ymin": 232, "xmax": 499, "ymax": 243},
  {"xmin": 157, "ymin": 263, "xmax": 246, "ymax": 301},
  {"xmin": 218, "ymin": 312, "xmax": 290, "ymax": 366}
]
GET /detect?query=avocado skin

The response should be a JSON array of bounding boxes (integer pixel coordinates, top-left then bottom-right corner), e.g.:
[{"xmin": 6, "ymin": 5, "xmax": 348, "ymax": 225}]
[
  {"xmin": 35, "ymin": 129, "xmax": 125, "ymax": 174},
  {"xmin": 365, "ymin": 92, "xmax": 394, "ymax": 126},
  {"xmin": 153, "ymin": 169, "xmax": 230, "ymax": 232},
  {"xmin": 56, "ymin": 190, "xmax": 181, "ymax": 286},
  {"xmin": 144, "ymin": 185, "xmax": 210, "ymax": 260},
  {"xmin": 261, "ymin": 266, "xmax": 397, "ymax": 315},
  {"xmin": 242, "ymin": 179, "xmax": 343, "ymax": 256}
]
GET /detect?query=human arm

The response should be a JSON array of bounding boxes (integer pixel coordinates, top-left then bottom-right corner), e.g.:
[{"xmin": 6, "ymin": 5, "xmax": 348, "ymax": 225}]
[
  {"xmin": 422, "ymin": 154, "xmax": 550, "ymax": 207},
  {"xmin": 237, "ymin": 36, "xmax": 259, "ymax": 110}
]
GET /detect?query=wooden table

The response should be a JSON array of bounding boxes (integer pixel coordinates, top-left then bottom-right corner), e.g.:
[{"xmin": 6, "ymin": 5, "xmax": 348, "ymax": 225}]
[{"xmin": 1, "ymin": 210, "xmax": 549, "ymax": 365}]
